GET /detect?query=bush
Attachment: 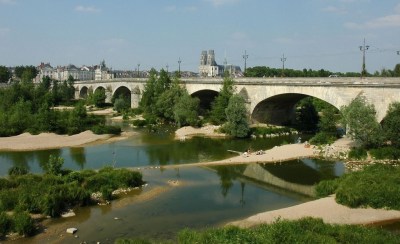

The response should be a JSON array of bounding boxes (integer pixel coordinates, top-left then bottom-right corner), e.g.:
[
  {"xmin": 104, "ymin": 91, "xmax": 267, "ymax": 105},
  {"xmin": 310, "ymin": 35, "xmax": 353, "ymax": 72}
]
[
  {"xmin": 44, "ymin": 155, "xmax": 64, "ymax": 176},
  {"xmin": 369, "ymin": 147, "xmax": 400, "ymax": 160},
  {"xmin": 132, "ymin": 119, "xmax": 147, "ymax": 127},
  {"xmin": 309, "ymin": 132, "xmax": 336, "ymax": 145},
  {"xmin": 91, "ymin": 125, "xmax": 121, "ymax": 135},
  {"xmin": 314, "ymin": 178, "xmax": 342, "ymax": 197},
  {"xmin": 0, "ymin": 212, "xmax": 12, "ymax": 236},
  {"xmin": 335, "ymin": 164, "xmax": 400, "ymax": 209},
  {"xmin": 8, "ymin": 166, "xmax": 29, "ymax": 177},
  {"xmin": 12, "ymin": 211, "xmax": 36, "ymax": 236},
  {"xmin": 0, "ymin": 189, "xmax": 18, "ymax": 211},
  {"xmin": 348, "ymin": 147, "xmax": 368, "ymax": 160}
]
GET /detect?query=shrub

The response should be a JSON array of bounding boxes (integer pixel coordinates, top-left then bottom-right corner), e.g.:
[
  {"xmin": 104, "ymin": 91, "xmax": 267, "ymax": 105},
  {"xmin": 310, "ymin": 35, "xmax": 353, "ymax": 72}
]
[
  {"xmin": 348, "ymin": 147, "xmax": 368, "ymax": 160},
  {"xmin": 91, "ymin": 125, "xmax": 121, "ymax": 135},
  {"xmin": 0, "ymin": 212, "xmax": 12, "ymax": 236},
  {"xmin": 0, "ymin": 189, "xmax": 18, "ymax": 211},
  {"xmin": 101, "ymin": 186, "xmax": 114, "ymax": 201},
  {"xmin": 44, "ymin": 155, "xmax": 64, "ymax": 176},
  {"xmin": 335, "ymin": 164, "xmax": 400, "ymax": 209},
  {"xmin": 132, "ymin": 119, "xmax": 147, "ymax": 127},
  {"xmin": 309, "ymin": 132, "xmax": 336, "ymax": 145},
  {"xmin": 314, "ymin": 178, "xmax": 341, "ymax": 197},
  {"xmin": 369, "ymin": 147, "xmax": 400, "ymax": 160},
  {"xmin": 8, "ymin": 166, "xmax": 29, "ymax": 177},
  {"xmin": 12, "ymin": 211, "xmax": 35, "ymax": 236}
]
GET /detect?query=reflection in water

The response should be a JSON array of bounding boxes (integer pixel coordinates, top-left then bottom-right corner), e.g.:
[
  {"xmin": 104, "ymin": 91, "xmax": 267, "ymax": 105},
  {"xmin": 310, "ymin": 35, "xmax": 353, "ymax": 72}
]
[
  {"xmin": 212, "ymin": 165, "xmax": 247, "ymax": 197},
  {"xmin": 261, "ymin": 158, "xmax": 343, "ymax": 185},
  {"xmin": 70, "ymin": 147, "xmax": 86, "ymax": 169}
]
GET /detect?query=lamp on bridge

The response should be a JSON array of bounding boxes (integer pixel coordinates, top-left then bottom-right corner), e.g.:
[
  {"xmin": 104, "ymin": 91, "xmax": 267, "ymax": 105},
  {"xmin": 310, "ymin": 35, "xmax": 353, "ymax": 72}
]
[{"xmin": 359, "ymin": 38, "xmax": 369, "ymax": 78}]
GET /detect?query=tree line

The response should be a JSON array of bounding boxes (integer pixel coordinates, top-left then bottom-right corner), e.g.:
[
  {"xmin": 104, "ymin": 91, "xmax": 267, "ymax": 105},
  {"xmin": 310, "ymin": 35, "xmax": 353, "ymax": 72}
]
[
  {"xmin": 244, "ymin": 64, "xmax": 400, "ymax": 78},
  {"xmin": 0, "ymin": 74, "xmax": 120, "ymax": 137}
]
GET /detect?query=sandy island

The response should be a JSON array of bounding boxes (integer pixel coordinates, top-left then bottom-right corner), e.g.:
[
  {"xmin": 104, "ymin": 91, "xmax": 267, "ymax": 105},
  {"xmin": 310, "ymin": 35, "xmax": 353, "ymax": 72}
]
[
  {"xmin": 0, "ymin": 130, "xmax": 134, "ymax": 151},
  {"xmin": 229, "ymin": 195, "xmax": 400, "ymax": 228}
]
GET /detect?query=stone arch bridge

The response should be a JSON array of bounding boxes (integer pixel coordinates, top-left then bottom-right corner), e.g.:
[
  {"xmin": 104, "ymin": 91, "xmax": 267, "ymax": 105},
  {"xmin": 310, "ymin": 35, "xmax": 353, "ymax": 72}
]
[{"xmin": 74, "ymin": 77, "xmax": 400, "ymax": 124}]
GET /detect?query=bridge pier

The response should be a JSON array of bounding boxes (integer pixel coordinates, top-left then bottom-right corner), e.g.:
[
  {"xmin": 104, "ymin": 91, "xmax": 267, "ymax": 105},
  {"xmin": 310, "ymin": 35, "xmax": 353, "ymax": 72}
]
[
  {"xmin": 131, "ymin": 90, "xmax": 140, "ymax": 108},
  {"xmin": 105, "ymin": 90, "xmax": 112, "ymax": 104}
]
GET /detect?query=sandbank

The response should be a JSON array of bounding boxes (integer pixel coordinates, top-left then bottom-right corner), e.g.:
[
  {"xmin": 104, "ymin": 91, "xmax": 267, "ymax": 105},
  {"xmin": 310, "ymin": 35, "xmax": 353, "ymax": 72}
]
[
  {"xmin": 175, "ymin": 125, "xmax": 226, "ymax": 139},
  {"xmin": 0, "ymin": 131, "xmax": 124, "ymax": 151},
  {"xmin": 229, "ymin": 195, "xmax": 400, "ymax": 227}
]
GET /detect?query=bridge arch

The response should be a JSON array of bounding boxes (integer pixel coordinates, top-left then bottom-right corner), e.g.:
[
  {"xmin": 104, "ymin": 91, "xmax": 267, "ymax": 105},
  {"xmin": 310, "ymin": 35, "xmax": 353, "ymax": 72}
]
[
  {"xmin": 191, "ymin": 89, "xmax": 219, "ymax": 111},
  {"xmin": 251, "ymin": 92, "xmax": 340, "ymax": 125},
  {"xmin": 113, "ymin": 86, "xmax": 131, "ymax": 101},
  {"xmin": 79, "ymin": 86, "xmax": 89, "ymax": 99}
]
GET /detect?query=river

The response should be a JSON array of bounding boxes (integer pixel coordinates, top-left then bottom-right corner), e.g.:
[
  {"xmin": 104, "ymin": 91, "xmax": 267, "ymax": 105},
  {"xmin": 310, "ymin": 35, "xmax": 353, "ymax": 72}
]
[{"xmin": 0, "ymin": 123, "xmax": 345, "ymax": 243}]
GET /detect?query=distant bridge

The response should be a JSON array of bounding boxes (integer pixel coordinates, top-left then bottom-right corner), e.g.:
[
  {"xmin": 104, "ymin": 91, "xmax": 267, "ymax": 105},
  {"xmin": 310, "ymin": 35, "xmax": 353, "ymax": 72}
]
[{"xmin": 74, "ymin": 77, "xmax": 400, "ymax": 124}]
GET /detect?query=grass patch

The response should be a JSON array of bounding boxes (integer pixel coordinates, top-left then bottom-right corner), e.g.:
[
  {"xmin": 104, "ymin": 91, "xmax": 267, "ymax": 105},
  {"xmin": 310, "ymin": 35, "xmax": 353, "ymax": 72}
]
[
  {"xmin": 116, "ymin": 218, "xmax": 400, "ymax": 244},
  {"xmin": 348, "ymin": 147, "xmax": 368, "ymax": 160}
]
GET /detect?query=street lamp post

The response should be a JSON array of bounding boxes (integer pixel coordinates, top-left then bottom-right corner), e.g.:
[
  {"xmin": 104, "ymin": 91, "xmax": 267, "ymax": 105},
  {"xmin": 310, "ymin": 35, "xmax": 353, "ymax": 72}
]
[
  {"xmin": 281, "ymin": 53, "xmax": 287, "ymax": 77},
  {"xmin": 178, "ymin": 58, "xmax": 181, "ymax": 74},
  {"xmin": 242, "ymin": 50, "xmax": 248, "ymax": 74},
  {"xmin": 360, "ymin": 38, "xmax": 369, "ymax": 78},
  {"xmin": 137, "ymin": 63, "xmax": 140, "ymax": 77}
]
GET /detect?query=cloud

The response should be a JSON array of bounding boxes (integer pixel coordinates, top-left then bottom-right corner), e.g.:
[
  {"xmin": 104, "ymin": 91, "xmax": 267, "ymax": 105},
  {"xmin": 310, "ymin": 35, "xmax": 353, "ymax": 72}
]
[
  {"xmin": 205, "ymin": 0, "xmax": 240, "ymax": 7},
  {"xmin": 75, "ymin": 5, "xmax": 101, "ymax": 13},
  {"xmin": 345, "ymin": 3, "xmax": 400, "ymax": 29},
  {"xmin": 322, "ymin": 6, "xmax": 347, "ymax": 14},
  {"xmin": 0, "ymin": 0, "xmax": 16, "ymax": 5}
]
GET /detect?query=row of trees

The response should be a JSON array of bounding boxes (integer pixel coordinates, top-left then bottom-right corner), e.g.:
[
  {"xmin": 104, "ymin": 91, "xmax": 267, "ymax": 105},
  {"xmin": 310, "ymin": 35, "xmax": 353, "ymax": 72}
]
[
  {"xmin": 245, "ymin": 64, "xmax": 400, "ymax": 78},
  {"xmin": 0, "ymin": 75, "xmax": 119, "ymax": 137},
  {"xmin": 0, "ymin": 65, "xmax": 39, "ymax": 83}
]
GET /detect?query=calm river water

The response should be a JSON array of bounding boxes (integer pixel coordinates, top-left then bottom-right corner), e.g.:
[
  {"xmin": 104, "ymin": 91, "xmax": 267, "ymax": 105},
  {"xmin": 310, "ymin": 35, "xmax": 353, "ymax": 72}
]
[{"xmin": 0, "ymin": 123, "xmax": 345, "ymax": 243}]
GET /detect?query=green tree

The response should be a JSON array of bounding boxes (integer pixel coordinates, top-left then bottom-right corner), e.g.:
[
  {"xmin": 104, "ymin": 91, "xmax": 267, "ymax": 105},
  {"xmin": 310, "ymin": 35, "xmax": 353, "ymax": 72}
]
[
  {"xmin": 382, "ymin": 102, "xmax": 400, "ymax": 147},
  {"xmin": 296, "ymin": 97, "xmax": 319, "ymax": 132},
  {"xmin": 341, "ymin": 95, "xmax": 382, "ymax": 148},
  {"xmin": 174, "ymin": 92, "xmax": 200, "ymax": 127},
  {"xmin": 394, "ymin": 63, "xmax": 400, "ymax": 77},
  {"xmin": 224, "ymin": 95, "xmax": 250, "ymax": 138},
  {"xmin": 91, "ymin": 89, "xmax": 107, "ymax": 107},
  {"xmin": 113, "ymin": 95, "xmax": 130, "ymax": 113},
  {"xmin": 155, "ymin": 79, "xmax": 184, "ymax": 121},
  {"xmin": 139, "ymin": 68, "xmax": 157, "ymax": 114},
  {"xmin": 210, "ymin": 73, "xmax": 235, "ymax": 124},
  {"xmin": 0, "ymin": 66, "xmax": 10, "ymax": 83},
  {"xmin": 12, "ymin": 211, "xmax": 35, "ymax": 236}
]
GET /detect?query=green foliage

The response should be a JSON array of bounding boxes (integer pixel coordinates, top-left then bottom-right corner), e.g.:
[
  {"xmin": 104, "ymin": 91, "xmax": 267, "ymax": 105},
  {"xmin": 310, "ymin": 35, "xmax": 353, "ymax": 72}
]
[
  {"xmin": 296, "ymin": 97, "xmax": 319, "ymax": 132},
  {"xmin": 309, "ymin": 132, "xmax": 336, "ymax": 145},
  {"xmin": 176, "ymin": 217, "xmax": 400, "ymax": 244},
  {"xmin": 44, "ymin": 155, "xmax": 64, "ymax": 176},
  {"xmin": 174, "ymin": 92, "xmax": 200, "ymax": 127},
  {"xmin": 382, "ymin": 102, "xmax": 400, "ymax": 147},
  {"xmin": 88, "ymin": 88, "xmax": 107, "ymax": 107},
  {"xmin": 91, "ymin": 125, "xmax": 121, "ymax": 135},
  {"xmin": 0, "ymin": 212, "xmax": 12, "ymax": 236},
  {"xmin": 12, "ymin": 211, "xmax": 36, "ymax": 236},
  {"xmin": 8, "ymin": 166, "xmax": 29, "ymax": 177},
  {"xmin": 341, "ymin": 95, "xmax": 382, "ymax": 148},
  {"xmin": 0, "ymin": 66, "xmax": 11, "ymax": 83},
  {"xmin": 224, "ymin": 95, "xmax": 250, "ymax": 138},
  {"xmin": 394, "ymin": 63, "xmax": 400, "ymax": 77},
  {"xmin": 139, "ymin": 70, "xmax": 199, "ymax": 126},
  {"xmin": 114, "ymin": 95, "xmax": 131, "ymax": 113},
  {"xmin": 348, "ymin": 147, "xmax": 368, "ymax": 160},
  {"xmin": 335, "ymin": 164, "xmax": 400, "ymax": 209},
  {"xmin": 14, "ymin": 66, "xmax": 38, "ymax": 81},
  {"xmin": 315, "ymin": 178, "xmax": 342, "ymax": 197},
  {"xmin": 369, "ymin": 147, "xmax": 400, "ymax": 160},
  {"xmin": 209, "ymin": 75, "xmax": 235, "ymax": 125},
  {"xmin": 132, "ymin": 119, "xmax": 147, "ymax": 127}
]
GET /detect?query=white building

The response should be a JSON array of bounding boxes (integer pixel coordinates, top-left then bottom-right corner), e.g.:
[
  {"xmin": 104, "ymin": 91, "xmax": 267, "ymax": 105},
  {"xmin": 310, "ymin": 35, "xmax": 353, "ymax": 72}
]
[{"xmin": 199, "ymin": 50, "xmax": 242, "ymax": 77}]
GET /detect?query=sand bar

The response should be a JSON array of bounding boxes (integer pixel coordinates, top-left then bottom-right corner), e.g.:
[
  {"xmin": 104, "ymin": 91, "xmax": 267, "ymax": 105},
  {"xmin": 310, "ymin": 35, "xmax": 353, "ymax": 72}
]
[
  {"xmin": 0, "ymin": 131, "xmax": 116, "ymax": 151},
  {"xmin": 229, "ymin": 195, "xmax": 400, "ymax": 227}
]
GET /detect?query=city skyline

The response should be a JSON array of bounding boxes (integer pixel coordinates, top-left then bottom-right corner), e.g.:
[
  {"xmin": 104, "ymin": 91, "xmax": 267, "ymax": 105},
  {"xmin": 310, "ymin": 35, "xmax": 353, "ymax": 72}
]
[{"xmin": 1, "ymin": 0, "xmax": 399, "ymax": 73}]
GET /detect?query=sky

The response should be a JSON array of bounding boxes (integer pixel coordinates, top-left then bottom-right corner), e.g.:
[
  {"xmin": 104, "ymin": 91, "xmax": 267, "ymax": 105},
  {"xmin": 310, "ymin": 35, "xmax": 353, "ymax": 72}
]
[{"xmin": 0, "ymin": 0, "xmax": 399, "ymax": 73}]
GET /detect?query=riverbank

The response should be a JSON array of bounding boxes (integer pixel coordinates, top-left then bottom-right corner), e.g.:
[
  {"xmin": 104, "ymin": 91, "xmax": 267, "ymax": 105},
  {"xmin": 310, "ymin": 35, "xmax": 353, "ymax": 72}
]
[
  {"xmin": 0, "ymin": 130, "xmax": 134, "ymax": 151},
  {"xmin": 175, "ymin": 125, "xmax": 226, "ymax": 140},
  {"xmin": 229, "ymin": 195, "xmax": 400, "ymax": 228}
]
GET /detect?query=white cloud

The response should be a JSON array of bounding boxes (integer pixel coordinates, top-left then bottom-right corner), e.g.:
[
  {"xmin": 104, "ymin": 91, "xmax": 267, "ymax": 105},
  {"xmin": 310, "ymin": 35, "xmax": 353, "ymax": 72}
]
[
  {"xmin": 0, "ymin": 0, "xmax": 16, "ymax": 5},
  {"xmin": 75, "ymin": 5, "xmax": 101, "ymax": 13},
  {"xmin": 345, "ymin": 3, "xmax": 400, "ymax": 29},
  {"xmin": 205, "ymin": 0, "xmax": 240, "ymax": 7}
]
